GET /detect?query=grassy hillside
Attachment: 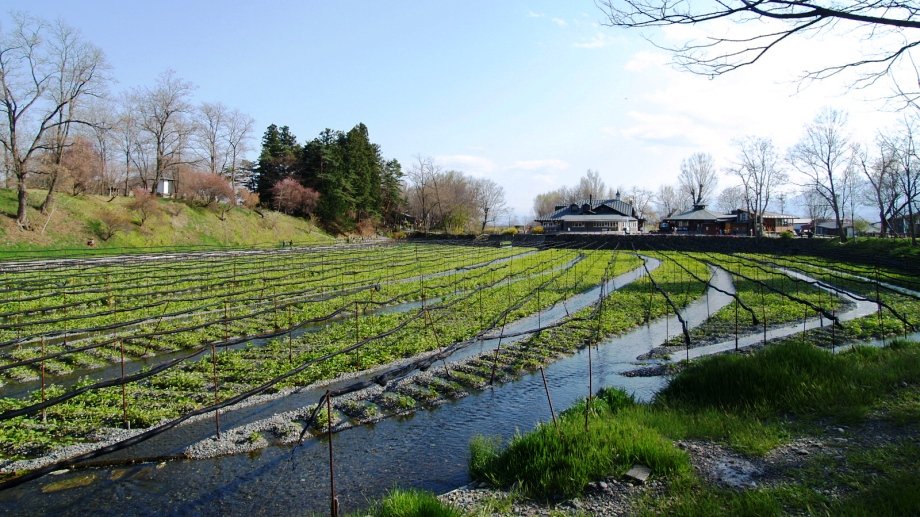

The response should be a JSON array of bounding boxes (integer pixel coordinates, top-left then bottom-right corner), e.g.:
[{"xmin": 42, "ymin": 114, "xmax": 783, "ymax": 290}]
[{"xmin": 0, "ymin": 189, "xmax": 334, "ymax": 256}]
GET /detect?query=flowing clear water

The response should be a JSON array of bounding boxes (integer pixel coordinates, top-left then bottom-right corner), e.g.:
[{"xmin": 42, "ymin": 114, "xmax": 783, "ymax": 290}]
[{"xmin": 0, "ymin": 263, "xmax": 892, "ymax": 516}]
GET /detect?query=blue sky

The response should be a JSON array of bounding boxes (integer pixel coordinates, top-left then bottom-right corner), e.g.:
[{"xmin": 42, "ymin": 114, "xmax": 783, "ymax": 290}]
[{"xmin": 1, "ymin": 1, "xmax": 903, "ymax": 219}]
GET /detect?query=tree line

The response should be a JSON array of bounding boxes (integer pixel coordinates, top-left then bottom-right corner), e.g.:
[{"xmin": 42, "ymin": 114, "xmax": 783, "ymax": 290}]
[
  {"xmin": 251, "ymin": 123, "xmax": 403, "ymax": 233},
  {"xmin": 535, "ymin": 109, "xmax": 918, "ymax": 245},
  {"xmin": 0, "ymin": 11, "xmax": 512, "ymax": 236},
  {"xmin": 597, "ymin": 0, "xmax": 920, "ymax": 245},
  {"xmin": 402, "ymin": 156, "xmax": 507, "ymax": 233},
  {"xmin": 0, "ymin": 13, "xmax": 259, "ymax": 229},
  {"xmin": 532, "ymin": 169, "xmax": 654, "ymax": 222}
]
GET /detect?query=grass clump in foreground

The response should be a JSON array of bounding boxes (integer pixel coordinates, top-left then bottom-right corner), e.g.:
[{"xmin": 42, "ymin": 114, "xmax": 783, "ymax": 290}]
[
  {"xmin": 358, "ymin": 488, "xmax": 463, "ymax": 517},
  {"xmin": 657, "ymin": 337, "xmax": 920, "ymax": 421},
  {"xmin": 469, "ymin": 339, "xmax": 920, "ymax": 513},
  {"xmin": 469, "ymin": 387, "xmax": 693, "ymax": 500}
]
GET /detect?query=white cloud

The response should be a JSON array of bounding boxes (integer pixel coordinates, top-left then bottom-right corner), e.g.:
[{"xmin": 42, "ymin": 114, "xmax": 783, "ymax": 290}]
[
  {"xmin": 527, "ymin": 11, "xmax": 567, "ymax": 28},
  {"xmin": 573, "ymin": 33, "xmax": 615, "ymax": 49},
  {"xmin": 618, "ymin": 111, "xmax": 720, "ymax": 149},
  {"xmin": 623, "ymin": 50, "xmax": 669, "ymax": 72},
  {"xmin": 435, "ymin": 154, "xmax": 497, "ymax": 177},
  {"xmin": 510, "ymin": 159, "xmax": 570, "ymax": 171}
]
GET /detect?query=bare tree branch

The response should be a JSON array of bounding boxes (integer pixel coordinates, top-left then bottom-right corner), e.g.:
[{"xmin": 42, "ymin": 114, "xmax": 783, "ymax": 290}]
[{"xmin": 598, "ymin": 0, "xmax": 920, "ymax": 95}]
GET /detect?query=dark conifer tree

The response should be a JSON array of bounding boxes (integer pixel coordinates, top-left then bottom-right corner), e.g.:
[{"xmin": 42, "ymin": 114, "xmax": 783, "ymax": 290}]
[
  {"xmin": 342, "ymin": 123, "xmax": 383, "ymax": 221},
  {"xmin": 254, "ymin": 124, "xmax": 302, "ymax": 203},
  {"xmin": 380, "ymin": 158, "xmax": 404, "ymax": 225}
]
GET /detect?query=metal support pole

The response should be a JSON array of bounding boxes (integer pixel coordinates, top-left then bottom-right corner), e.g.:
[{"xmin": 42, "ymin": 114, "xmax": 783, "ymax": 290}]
[
  {"xmin": 120, "ymin": 338, "xmax": 128, "ymax": 428},
  {"xmin": 539, "ymin": 367, "xmax": 558, "ymax": 429},
  {"xmin": 211, "ymin": 342, "xmax": 221, "ymax": 439},
  {"xmin": 41, "ymin": 337, "xmax": 46, "ymax": 423},
  {"xmin": 734, "ymin": 300, "xmax": 739, "ymax": 351},
  {"xmin": 327, "ymin": 391, "xmax": 338, "ymax": 517}
]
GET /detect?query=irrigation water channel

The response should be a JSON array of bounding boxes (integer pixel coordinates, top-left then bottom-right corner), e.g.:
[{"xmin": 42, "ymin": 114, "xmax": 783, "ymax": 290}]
[{"xmin": 0, "ymin": 260, "xmax": 890, "ymax": 516}]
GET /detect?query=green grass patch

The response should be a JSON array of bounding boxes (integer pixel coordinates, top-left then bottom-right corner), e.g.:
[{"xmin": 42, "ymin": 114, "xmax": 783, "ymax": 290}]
[
  {"xmin": 470, "ymin": 340, "xmax": 920, "ymax": 504},
  {"xmin": 359, "ymin": 488, "xmax": 463, "ymax": 517},
  {"xmin": 658, "ymin": 339, "xmax": 920, "ymax": 421},
  {"xmin": 470, "ymin": 388, "xmax": 692, "ymax": 500},
  {"xmin": 0, "ymin": 189, "xmax": 333, "ymax": 257}
]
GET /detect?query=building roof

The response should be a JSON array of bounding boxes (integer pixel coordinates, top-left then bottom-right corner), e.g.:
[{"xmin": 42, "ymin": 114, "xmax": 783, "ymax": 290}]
[
  {"xmin": 537, "ymin": 197, "xmax": 640, "ymax": 221},
  {"xmin": 557, "ymin": 214, "xmax": 635, "ymax": 221},
  {"xmin": 666, "ymin": 205, "xmax": 734, "ymax": 222},
  {"xmin": 761, "ymin": 210, "xmax": 796, "ymax": 219},
  {"xmin": 733, "ymin": 208, "xmax": 797, "ymax": 219},
  {"xmin": 815, "ymin": 220, "xmax": 853, "ymax": 230}
]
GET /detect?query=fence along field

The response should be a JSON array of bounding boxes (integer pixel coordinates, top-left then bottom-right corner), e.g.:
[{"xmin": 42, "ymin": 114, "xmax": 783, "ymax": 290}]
[{"xmin": 0, "ymin": 239, "xmax": 916, "ymax": 495}]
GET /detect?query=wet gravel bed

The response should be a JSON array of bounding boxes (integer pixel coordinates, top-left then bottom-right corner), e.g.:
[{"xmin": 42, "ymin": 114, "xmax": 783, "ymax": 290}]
[{"xmin": 439, "ymin": 477, "xmax": 662, "ymax": 517}]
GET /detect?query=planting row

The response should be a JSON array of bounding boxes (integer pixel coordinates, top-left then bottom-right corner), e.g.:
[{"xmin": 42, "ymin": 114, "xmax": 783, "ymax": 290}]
[
  {"xmin": 0, "ymin": 243, "xmax": 534, "ymax": 386},
  {"xmin": 0, "ymin": 244, "xmax": 640, "ymax": 462}
]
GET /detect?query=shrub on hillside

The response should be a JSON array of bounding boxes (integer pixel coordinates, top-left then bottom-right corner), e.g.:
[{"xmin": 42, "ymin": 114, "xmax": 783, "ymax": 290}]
[
  {"xmin": 501, "ymin": 227, "xmax": 518, "ymax": 235},
  {"xmin": 61, "ymin": 136, "xmax": 104, "ymax": 195},
  {"xmin": 93, "ymin": 209, "xmax": 131, "ymax": 241},
  {"xmin": 239, "ymin": 189, "xmax": 260, "ymax": 210},
  {"xmin": 356, "ymin": 217, "xmax": 377, "ymax": 237},
  {"xmin": 177, "ymin": 170, "xmax": 234, "ymax": 206},
  {"xmin": 270, "ymin": 178, "xmax": 319, "ymax": 216},
  {"xmin": 129, "ymin": 188, "xmax": 160, "ymax": 226}
]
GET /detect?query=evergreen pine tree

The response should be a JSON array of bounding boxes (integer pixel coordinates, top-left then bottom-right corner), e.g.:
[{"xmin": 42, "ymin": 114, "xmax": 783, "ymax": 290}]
[{"xmin": 254, "ymin": 124, "xmax": 302, "ymax": 204}]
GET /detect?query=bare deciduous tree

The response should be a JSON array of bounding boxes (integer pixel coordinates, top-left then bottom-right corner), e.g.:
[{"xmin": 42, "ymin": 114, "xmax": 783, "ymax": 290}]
[
  {"xmin": 129, "ymin": 186, "xmax": 159, "ymax": 226},
  {"xmin": 533, "ymin": 188, "xmax": 569, "ymax": 218},
  {"xmin": 133, "ymin": 70, "xmax": 195, "ymax": 194},
  {"xmin": 532, "ymin": 170, "xmax": 614, "ymax": 218},
  {"xmin": 59, "ymin": 135, "xmax": 102, "ymax": 195},
  {"xmin": 195, "ymin": 101, "xmax": 228, "ymax": 176},
  {"xmin": 572, "ymin": 169, "xmax": 607, "ymax": 201},
  {"xmin": 800, "ymin": 187, "xmax": 831, "ymax": 224},
  {"xmin": 881, "ymin": 117, "xmax": 920, "ymax": 244},
  {"xmin": 38, "ymin": 19, "xmax": 108, "ymax": 214},
  {"xmin": 623, "ymin": 186, "xmax": 654, "ymax": 218},
  {"xmin": 80, "ymin": 97, "xmax": 116, "ymax": 196},
  {"xmin": 224, "ymin": 108, "xmax": 254, "ymax": 194},
  {"xmin": 404, "ymin": 156, "xmax": 498, "ymax": 233},
  {"xmin": 113, "ymin": 98, "xmax": 142, "ymax": 195},
  {"xmin": 678, "ymin": 152, "xmax": 718, "ymax": 207},
  {"xmin": 730, "ymin": 136, "xmax": 788, "ymax": 237},
  {"xmin": 655, "ymin": 184, "xmax": 683, "ymax": 218},
  {"xmin": 0, "ymin": 13, "xmax": 108, "ymax": 227},
  {"xmin": 716, "ymin": 184, "xmax": 745, "ymax": 213},
  {"xmin": 788, "ymin": 108, "xmax": 852, "ymax": 242},
  {"xmin": 473, "ymin": 177, "xmax": 507, "ymax": 233},
  {"xmin": 855, "ymin": 141, "xmax": 900, "ymax": 237},
  {"xmin": 405, "ymin": 155, "xmax": 439, "ymax": 232}
]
